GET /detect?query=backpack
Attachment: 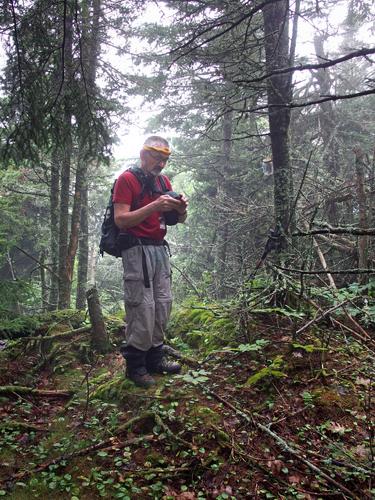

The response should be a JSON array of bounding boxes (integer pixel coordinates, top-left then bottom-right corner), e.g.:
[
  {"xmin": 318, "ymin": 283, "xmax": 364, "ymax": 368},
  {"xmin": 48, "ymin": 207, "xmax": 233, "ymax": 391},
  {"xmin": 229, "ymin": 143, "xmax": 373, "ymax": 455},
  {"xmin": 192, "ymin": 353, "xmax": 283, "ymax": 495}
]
[{"xmin": 99, "ymin": 167, "xmax": 178, "ymax": 258}]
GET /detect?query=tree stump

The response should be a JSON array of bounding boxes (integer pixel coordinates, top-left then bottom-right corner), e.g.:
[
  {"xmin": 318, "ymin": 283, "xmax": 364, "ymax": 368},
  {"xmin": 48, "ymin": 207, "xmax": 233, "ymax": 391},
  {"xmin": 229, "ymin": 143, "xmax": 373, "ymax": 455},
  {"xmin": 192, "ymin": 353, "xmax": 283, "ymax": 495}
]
[{"xmin": 86, "ymin": 285, "xmax": 111, "ymax": 353}]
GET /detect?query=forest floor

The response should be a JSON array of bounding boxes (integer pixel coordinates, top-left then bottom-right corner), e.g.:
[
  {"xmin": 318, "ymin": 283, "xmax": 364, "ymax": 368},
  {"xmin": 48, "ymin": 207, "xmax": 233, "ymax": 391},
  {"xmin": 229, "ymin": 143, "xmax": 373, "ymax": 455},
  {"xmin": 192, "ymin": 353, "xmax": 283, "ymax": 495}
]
[{"xmin": 0, "ymin": 310, "xmax": 374, "ymax": 499}]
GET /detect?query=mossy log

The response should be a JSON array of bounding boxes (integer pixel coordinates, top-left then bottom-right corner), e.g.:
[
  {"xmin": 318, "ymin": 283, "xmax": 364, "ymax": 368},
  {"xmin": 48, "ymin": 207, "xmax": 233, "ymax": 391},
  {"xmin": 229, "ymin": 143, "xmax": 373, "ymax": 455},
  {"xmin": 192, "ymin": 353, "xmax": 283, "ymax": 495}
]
[
  {"xmin": 0, "ymin": 421, "xmax": 48, "ymax": 432},
  {"xmin": 0, "ymin": 386, "xmax": 74, "ymax": 398},
  {"xmin": 24, "ymin": 325, "xmax": 91, "ymax": 342}
]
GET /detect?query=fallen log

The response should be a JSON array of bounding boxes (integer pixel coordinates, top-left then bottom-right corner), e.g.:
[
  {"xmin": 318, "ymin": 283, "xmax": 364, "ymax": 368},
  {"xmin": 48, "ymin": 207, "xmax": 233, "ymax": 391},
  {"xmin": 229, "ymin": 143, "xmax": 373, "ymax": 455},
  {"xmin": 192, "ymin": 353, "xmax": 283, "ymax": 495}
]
[
  {"xmin": 0, "ymin": 386, "xmax": 74, "ymax": 398},
  {"xmin": 23, "ymin": 325, "xmax": 91, "ymax": 342}
]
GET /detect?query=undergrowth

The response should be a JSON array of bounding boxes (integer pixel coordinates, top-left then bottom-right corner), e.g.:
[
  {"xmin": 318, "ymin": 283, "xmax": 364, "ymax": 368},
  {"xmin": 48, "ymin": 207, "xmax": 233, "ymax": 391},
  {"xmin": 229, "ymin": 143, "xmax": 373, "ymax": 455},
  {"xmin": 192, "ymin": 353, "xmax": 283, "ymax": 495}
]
[{"xmin": 0, "ymin": 278, "xmax": 374, "ymax": 498}]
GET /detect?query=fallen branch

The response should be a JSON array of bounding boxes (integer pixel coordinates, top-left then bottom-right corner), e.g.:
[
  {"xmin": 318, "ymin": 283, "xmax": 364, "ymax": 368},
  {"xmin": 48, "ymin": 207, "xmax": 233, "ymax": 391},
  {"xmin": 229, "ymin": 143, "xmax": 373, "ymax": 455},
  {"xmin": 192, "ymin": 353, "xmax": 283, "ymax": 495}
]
[
  {"xmin": 256, "ymin": 423, "xmax": 360, "ymax": 499},
  {"xmin": 0, "ymin": 386, "xmax": 74, "ymax": 398},
  {"xmin": 0, "ymin": 421, "xmax": 49, "ymax": 432},
  {"xmin": 295, "ymin": 299, "xmax": 351, "ymax": 337},
  {"xmin": 275, "ymin": 266, "xmax": 375, "ymax": 275},
  {"xmin": 293, "ymin": 227, "xmax": 375, "ymax": 236},
  {"xmin": 162, "ymin": 345, "xmax": 200, "ymax": 368},
  {"xmin": 23, "ymin": 325, "xmax": 92, "ymax": 342}
]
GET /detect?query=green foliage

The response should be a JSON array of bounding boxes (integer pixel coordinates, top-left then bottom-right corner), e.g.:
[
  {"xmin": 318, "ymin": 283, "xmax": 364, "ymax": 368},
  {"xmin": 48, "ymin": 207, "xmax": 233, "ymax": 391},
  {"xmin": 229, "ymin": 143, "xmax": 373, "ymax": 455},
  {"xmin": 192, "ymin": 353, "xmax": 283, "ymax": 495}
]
[
  {"xmin": 251, "ymin": 306, "xmax": 305, "ymax": 319},
  {"xmin": 0, "ymin": 308, "xmax": 86, "ymax": 340},
  {"xmin": 179, "ymin": 369, "xmax": 210, "ymax": 386},
  {"xmin": 0, "ymin": 280, "xmax": 36, "ymax": 319},
  {"xmin": 0, "ymin": 313, "xmax": 41, "ymax": 339},
  {"xmin": 292, "ymin": 343, "xmax": 325, "ymax": 353},
  {"xmin": 244, "ymin": 356, "xmax": 287, "ymax": 387},
  {"xmin": 90, "ymin": 374, "xmax": 135, "ymax": 401},
  {"xmin": 168, "ymin": 302, "xmax": 237, "ymax": 352},
  {"xmin": 237, "ymin": 339, "xmax": 270, "ymax": 352}
]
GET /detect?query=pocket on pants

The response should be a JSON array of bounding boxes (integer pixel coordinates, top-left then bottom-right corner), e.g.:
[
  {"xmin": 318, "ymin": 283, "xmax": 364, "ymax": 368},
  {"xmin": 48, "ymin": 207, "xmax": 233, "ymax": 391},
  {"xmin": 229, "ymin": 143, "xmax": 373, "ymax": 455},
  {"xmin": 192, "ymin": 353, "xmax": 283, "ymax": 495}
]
[{"xmin": 124, "ymin": 278, "xmax": 144, "ymax": 306}]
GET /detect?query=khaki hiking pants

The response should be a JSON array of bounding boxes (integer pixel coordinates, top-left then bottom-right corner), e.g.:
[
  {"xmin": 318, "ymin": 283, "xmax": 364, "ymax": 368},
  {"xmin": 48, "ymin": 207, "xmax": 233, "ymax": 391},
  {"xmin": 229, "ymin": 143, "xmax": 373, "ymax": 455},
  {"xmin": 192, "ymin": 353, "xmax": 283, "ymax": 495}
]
[{"xmin": 121, "ymin": 245, "xmax": 172, "ymax": 351}]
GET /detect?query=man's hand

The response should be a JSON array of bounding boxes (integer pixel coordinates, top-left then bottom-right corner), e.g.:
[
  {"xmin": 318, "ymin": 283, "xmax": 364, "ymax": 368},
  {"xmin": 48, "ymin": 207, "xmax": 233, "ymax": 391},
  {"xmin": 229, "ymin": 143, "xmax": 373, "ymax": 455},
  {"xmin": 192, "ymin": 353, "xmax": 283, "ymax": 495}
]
[
  {"xmin": 155, "ymin": 194, "xmax": 183, "ymax": 213},
  {"xmin": 176, "ymin": 194, "xmax": 188, "ymax": 215}
]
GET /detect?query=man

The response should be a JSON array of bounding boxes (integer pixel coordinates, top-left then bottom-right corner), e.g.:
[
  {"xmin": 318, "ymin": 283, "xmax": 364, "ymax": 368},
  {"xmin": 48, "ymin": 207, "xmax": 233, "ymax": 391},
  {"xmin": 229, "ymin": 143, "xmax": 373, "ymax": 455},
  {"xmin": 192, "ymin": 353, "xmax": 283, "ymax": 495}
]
[{"xmin": 113, "ymin": 136, "xmax": 188, "ymax": 388}]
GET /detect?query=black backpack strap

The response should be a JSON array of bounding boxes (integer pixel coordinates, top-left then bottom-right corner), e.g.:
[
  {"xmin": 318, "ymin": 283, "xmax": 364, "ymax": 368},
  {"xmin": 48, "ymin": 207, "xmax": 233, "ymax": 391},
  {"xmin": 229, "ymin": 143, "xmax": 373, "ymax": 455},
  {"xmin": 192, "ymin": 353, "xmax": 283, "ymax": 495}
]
[
  {"xmin": 158, "ymin": 175, "xmax": 169, "ymax": 193},
  {"xmin": 127, "ymin": 166, "xmax": 147, "ymax": 210}
]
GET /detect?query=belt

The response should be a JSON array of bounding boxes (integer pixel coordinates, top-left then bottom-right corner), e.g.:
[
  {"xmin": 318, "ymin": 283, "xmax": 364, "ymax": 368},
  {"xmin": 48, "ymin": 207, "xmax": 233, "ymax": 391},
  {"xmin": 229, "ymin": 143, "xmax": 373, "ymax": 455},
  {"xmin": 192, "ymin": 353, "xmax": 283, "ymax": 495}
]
[{"xmin": 118, "ymin": 233, "xmax": 170, "ymax": 288}]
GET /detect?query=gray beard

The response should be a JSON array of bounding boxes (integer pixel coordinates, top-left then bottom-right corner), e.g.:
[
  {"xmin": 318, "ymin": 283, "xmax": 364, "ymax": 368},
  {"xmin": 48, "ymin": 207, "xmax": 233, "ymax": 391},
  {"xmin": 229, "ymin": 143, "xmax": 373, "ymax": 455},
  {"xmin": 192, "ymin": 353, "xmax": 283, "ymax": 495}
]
[{"xmin": 150, "ymin": 167, "xmax": 162, "ymax": 176}]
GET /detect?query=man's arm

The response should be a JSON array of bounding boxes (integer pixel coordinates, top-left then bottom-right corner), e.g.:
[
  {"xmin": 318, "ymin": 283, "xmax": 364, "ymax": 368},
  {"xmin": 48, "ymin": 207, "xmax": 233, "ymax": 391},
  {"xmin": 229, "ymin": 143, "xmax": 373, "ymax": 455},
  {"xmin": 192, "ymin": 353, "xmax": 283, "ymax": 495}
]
[
  {"xmin": 176, "ymin": 194, "xmax": 188, "ymax": 223},
  {"xmin": 114, "ymin": 195, "xmax": 183, "ymax": 230}
]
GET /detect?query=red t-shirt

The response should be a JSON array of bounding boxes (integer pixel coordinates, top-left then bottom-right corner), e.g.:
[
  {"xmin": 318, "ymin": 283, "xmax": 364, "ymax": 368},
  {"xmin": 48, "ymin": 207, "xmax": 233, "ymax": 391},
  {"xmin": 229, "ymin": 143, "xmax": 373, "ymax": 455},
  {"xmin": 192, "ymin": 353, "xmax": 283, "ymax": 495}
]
[{"xmin": 113, "ymin": 170, "xmax": 172, "ymax": 240}]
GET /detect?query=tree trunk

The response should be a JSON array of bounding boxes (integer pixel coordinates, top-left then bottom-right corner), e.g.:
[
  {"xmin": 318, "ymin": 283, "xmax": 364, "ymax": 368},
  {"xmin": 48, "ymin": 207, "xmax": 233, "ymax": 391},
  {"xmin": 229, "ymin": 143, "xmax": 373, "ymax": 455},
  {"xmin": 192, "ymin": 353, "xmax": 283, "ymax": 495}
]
[
  {"xmin": 215, "ymin": 109, "xmax": 232, "ymax": 299},
  {"xmin": 49, "ymin": 147, "xmax": 60, "ymax": 310},
  {"xmin": 39, "ymin": 249, "xmax": 48, "ymax": 311},
  {"xmin": 262, "ymin": 0, "xmax": 293, "ymax": 249},
  {"xmin": 58, "ymin": 5, "xmax": 74, "ymax": 309},
  {"xmin": 58, "ymin": 0, "xmax": 101, "ymax": 308},
  {"xmin": 76, "ymin": 178, "xmax": 89, "ymax": 309},
  {"xmin": 86, "ymin": 285, "xmax": 110, "ymax": 353},
  {"xmin": 65, "ymin": 157, "xmax": 88, "ymax": 305},
  {"xmin": 354, "ymin": 148, "xmax": 368, "ymax": 283},
  {"xmin": 313, "ymin": 34, "xmax": 339, "ymax": 177}
]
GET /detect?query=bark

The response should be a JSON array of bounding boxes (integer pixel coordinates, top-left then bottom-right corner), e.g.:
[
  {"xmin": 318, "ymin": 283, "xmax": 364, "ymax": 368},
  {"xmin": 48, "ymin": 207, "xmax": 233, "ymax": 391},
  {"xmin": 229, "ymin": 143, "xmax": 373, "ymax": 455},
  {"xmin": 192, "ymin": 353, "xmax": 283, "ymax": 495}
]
[
  {"xmin": 354, "ymin": 148, "xmax": 368, "ymax": 283},
  {"xmin": 58, "ymin": 4, "xmax": 74, "ymax": 309},
  {"xmin": 59, "ymin": 0, "xmax": 101, "ymax": 308},
  {"xmin": 64, "ymin": 157, "xmax": 88, "ymax": 305},
  {"xmin": 6, "ymin": 251, "xmax": 21, "ymax": 315},
  {"xmin": 76, "ymin": 184, "xmax": 89, "ymax": 309},
  {"xmin": 39, "ymin": 249, "xmax": 48, "ymax": 311},
  {"xmin": 49, "ymin": 147, "xmax": 60, "ymax": 310},
  {"xmin": 313, "ymin": 33, "xmax": 340, "ymax": 225},
  {"xmin": 313, "ymin": 33, "xmax": 339, "ymax": 177},
  {"xmin": 86, "ymin": 285, "xmax": 110, "ymax": 353},
  {"xmin": 262, "ymin": 0, "xmax": 293, "ymax": 248},
  {"xmin": 215, "ymin": 109, "xmax": 233, "ymax": 299},
  {"xmin": 88, "ymin": 243, "xmax": 97, "ymax": 284}
]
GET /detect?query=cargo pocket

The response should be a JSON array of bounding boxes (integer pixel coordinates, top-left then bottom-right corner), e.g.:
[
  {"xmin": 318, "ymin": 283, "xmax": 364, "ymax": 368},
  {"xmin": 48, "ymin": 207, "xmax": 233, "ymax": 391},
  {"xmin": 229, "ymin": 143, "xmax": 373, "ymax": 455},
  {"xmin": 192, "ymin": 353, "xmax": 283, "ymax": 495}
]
[
  {"xmin": 123, "ymin": 247, "xmax": 144, "ymax": 306},
  {"xmin": 124, "ymin": 278, "xmax": 144, "ymax": 306}
]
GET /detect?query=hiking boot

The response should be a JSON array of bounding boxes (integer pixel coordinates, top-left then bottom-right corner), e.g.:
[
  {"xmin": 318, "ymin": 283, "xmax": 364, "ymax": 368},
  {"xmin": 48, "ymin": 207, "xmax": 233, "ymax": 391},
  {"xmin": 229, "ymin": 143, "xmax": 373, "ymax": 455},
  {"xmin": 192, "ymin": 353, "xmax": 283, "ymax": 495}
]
[
  {"xmin": 122, "ymin": 345, "xmax": 156, "ymax": 388},
  {"xmin": 126, "ymin": 366, "xmax": 156, "ymax": 388},
  {"xmin": 149, "ymin": 358, "xmax": 181, "ymax": 375}
]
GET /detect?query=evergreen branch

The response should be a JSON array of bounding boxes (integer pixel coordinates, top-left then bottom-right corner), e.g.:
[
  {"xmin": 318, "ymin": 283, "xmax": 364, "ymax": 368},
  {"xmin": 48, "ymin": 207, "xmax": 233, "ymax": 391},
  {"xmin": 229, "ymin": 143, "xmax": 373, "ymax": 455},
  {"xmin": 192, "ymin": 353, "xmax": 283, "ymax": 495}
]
[
  {"xmin": 234, "ymin": 47, "xmax": 375, "ymax": 85},
  {"xmin": 274, "ymin": 266, "xmax": 375, "ymax": 275},
  {"xmin": 293, "ymin": 226, "xmax": 375, "ymax": 236},
  {"xmin": 14, "ymin": 246, "xmax": 60, "ymax": 279},
  {"xmin": 50, "ymin": 0, "xmax": 68, "ymax": 110},
  {"xmin": 10, "ymin": 0, "xmax": 23, "ymax": 107},
  {"xmin": 168, "ymin": 0, "xmax": 283, "ymax": 65}
]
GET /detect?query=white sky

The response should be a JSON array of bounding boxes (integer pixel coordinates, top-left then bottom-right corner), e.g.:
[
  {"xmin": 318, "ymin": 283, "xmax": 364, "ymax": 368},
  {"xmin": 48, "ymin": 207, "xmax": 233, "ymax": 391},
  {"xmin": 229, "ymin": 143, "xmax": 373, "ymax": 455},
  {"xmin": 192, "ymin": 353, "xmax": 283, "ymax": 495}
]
[
  {"xmin": 111, "ymin": 0, "xmax": 374, "ymax": 162},
  {"xmin": 0, "ymin": 1, "xmax": 373, "ymax": 164}
]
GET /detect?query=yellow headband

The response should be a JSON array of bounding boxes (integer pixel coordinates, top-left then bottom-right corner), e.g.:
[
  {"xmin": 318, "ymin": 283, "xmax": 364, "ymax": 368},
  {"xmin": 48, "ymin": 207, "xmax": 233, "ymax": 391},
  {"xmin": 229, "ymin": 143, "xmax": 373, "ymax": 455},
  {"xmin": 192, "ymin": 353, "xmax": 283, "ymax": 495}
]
[{"xmin": 143, "ymin": 145, "xmax": 171, "ymax": 155}]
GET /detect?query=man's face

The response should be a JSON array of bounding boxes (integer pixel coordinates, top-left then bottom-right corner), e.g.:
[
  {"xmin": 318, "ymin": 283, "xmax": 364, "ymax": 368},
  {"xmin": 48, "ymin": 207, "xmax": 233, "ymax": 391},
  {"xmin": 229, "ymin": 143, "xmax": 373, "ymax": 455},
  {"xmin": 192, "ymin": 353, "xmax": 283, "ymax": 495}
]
[{"xmin": 142, "ymin": 149, "xmax": 170, "ymax": 176}]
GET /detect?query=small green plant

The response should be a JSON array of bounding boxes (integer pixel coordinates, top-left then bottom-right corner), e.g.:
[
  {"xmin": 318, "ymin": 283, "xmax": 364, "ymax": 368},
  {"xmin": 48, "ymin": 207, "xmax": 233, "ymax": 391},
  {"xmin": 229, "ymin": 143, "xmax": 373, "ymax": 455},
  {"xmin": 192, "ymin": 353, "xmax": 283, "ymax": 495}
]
[
  {"xmin": 244, "ymin": 355, "xmax": 287, "ymax": 387},
  {"xmin": 302, "ymin": 391, "xmax": 315, "ymax": 408},
  {"xmin": 179, "ymin": 369, "xmax": 210, "ymax": 385}
]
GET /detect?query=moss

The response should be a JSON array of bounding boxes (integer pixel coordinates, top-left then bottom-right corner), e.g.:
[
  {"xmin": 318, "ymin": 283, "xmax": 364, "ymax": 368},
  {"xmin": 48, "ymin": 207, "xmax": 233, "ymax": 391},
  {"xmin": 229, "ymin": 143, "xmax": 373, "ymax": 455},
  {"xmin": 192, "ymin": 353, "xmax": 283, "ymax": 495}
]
[
  {"xmin": 189, "ymin": 405, "xmax": 222, "ymax": 426},
  {"xmin": 144, "ymin": 451, "xmax": 166, "ymax": 466},
  {"xmin": 53, "ymin": 367, "xmax": 84, "ymax": 390},
  {"xmin": 313, "ymin": 388, "xmax": 360, "ymax": 412},
  {"xmin": 185, "ymin": 330, "xmax": 205, "ymax": 348},
  {"xmin": 90, "ymin": 374, "xmax": 136, "ymax": 401},
  {"xmin": 168, "ymin": 302, "xmax": 237, "ymax": 354}
]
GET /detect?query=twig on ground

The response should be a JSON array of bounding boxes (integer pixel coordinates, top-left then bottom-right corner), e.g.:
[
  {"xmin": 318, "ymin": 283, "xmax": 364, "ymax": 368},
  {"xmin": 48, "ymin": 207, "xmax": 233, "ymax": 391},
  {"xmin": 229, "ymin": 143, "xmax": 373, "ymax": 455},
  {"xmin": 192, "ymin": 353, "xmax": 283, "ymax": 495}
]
[{"xmin": 0, "ymin": 386, "xmax": 74, "ymax": 398}]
